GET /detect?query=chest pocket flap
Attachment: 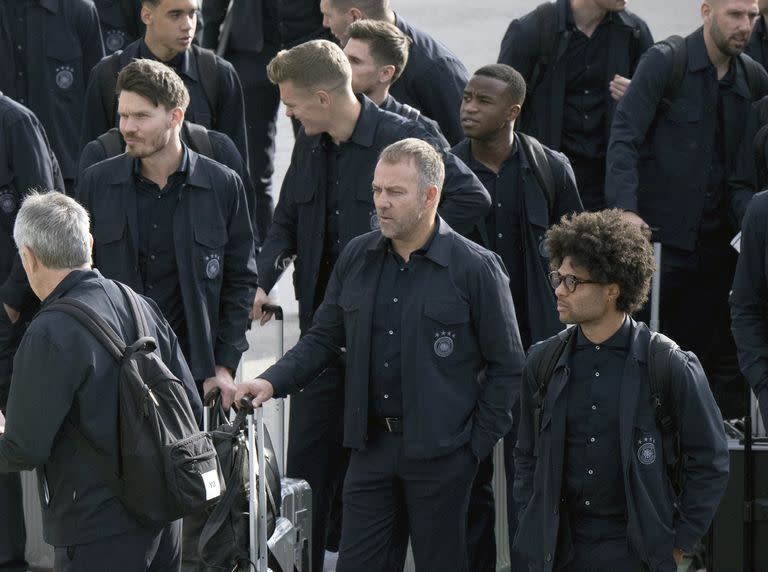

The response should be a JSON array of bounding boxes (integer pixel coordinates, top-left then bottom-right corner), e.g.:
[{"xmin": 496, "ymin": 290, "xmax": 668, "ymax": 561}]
[
  {"xmin": 194, "ymin": 225, "xmax": 227, "ymax": 249},
  {"xmin": 424, "ymin": 299, "xmax": 470, "ymax": 325}
]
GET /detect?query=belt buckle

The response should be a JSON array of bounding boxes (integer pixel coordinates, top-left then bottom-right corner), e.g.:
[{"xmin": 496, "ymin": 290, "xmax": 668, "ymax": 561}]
[{"xmin": 385, "ymin": 417, "xmax": 397, "ymax": 432}]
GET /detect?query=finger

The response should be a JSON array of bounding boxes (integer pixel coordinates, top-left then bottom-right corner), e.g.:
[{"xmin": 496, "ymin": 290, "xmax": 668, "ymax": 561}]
[{"xmin": 260, "ymin": 311, "xmax": 274, "ymax": 326}]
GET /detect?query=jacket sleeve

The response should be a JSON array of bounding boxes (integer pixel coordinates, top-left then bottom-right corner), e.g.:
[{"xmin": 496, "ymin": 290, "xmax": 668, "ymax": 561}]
[
  {"xmin": 727, "ymin": 105, "xmax": 760, "ymax": 228},
  {"xmin": 469, "ymin": 252, "xmax": 525, "ymax": 460},
  {"xmin": 605, "ymin": 45, "xmax": 673, "ymax": 212},
  {"xmin": 259, "ymin": 246, "xmax": 348, "ymax": 397},
  {"xmin": 76, "ymin": 0, "xmax": 106, "ymax": 85},
  {"xmin": 513, "ymin": 348, "xmax": 540, "ymax": 512},
  {"xmin": 731, "ymin": 193, "xmax": 768, "ymax": 396},
  {"xmin": 408, "ymin": 59, "xmax": 468, "ymax": 146},
  {"xmin": 76, "ymin": 139, "xmax": 108, "ymax": 188},
  {"xmin": 213, "ymin": 61, "xmax": 249, "ymax": 169},
  {"xmin": 213, "ymin": 172, "xmax": 258, "ymax": 371},
  {"xmin": 630, "ymin": 19, "xmax": 655, "ymax": 74},
  {"xmin": 256, "ymin": 145, "xmax": 301, "ymax": 293},
  {"xmin": 0, "ymin": 329, "xmax": 80, "ymax": 472},
  {"xmin": 671, "ymin": 350, "xmax": 729, "ymax": 552},
  {"xmin": 497, "ymin": 14, "xmax": 540, "ymax": 81},
  {"xmin": 550, "ymin": 149, "xmax": 584, "ymax": 219}
]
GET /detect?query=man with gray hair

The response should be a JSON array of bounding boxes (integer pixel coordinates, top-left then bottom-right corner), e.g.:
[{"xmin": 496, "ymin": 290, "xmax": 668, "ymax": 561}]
[
  {"xmin": 0, "ymin": 191, "xmax": 199, "ymax": 571},
  {"xmin": 252, "ymin": 38, "xmax": 488, "ymax": 570},
  {"xmin": 238, "ymin": 138, "xmax": 523, "ymax": 571}
]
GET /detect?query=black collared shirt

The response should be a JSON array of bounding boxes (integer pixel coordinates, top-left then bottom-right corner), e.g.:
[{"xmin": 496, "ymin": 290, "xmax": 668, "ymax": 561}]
[
  {"xmin": 137, "ymin": 39, "xmax": 185, "ymax": 72},
  {"xmin": 369, "ymin": 226, "xmax": 439, "ymax": 418},
  {"xmin": 561, "ymin": 6, "xmax": 611, "ymax": 160},
  {"xmin": 463, "ymin": 139, "xmax": 526, "ymax": 333},
  {"xmin": 133, "ymin": 146, "xmax": 189, "ymax": 355},
  {"xmin": 564, "ymin": 317, "xmax": 631, "ymax": 531},
  {"xmin": 5, "ymin": 0, "xmax": 32, "ymax": 106}
]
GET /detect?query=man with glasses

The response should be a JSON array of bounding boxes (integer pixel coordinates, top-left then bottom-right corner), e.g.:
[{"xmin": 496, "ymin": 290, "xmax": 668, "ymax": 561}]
[{"xmin": 514, "ymin": 209, "xmax": 728, "ymax": 572}]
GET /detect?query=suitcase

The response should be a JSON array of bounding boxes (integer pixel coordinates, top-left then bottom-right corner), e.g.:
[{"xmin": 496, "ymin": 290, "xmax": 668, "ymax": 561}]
[{"xmin": 280, "ymin": 477, "xmax": 313, "ymax": 572}]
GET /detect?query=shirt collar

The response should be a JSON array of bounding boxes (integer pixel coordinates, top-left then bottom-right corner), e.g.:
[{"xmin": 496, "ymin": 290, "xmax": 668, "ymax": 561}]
[
  {"xmin": 133, "ymin": 143, "xmax": 190, "ymax": 183},
  {"xmin": 309, "ymin": 94, "xmax": 379, "ymax": 151},
  {"xmin": 39, "ymin": 0, "xmax": 58, "ymax": 13},
  {"xmin": 41, "ymin": 269, "xmax": 101, "ymax": 307},
  {"xmin": 464, "ymin": 137, "xmax": 519, "ymax": 175},
  {"xmin": 576, "ymin": 315, "xmax": 632, "ymax": 349},
  {"xmin": 138, "ymin": 39, "xmax": 193, "ymax": 79},
  {"xmin": 564, "ymin": 0, "xmax": 613, "ymax": 31},
  {"xmin": 368, "ymin": 216, "xmax": 454, "ymax": 267}
]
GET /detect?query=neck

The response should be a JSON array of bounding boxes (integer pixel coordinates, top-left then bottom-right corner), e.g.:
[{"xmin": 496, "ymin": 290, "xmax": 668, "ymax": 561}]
[
  {"xmin": 140, "ymin": 134, "xmax": 184, "ymax": 188},
  {"xmin": 392, "ymin": 215, "xmax": 436, "ymax": 262},
  {"xmin": 38, "ymin": 266, "xmax": 90, "ymax": 301},
  {"xmin": 703, "ymin": 31, "xmax": 732, "ymax": 79},
  {"xmin": 579, "ymin": 310, "xmax": 627, "ymax": 345},
  {"xmin": 382, "ymin": 9, "xmax": 397, "ymax": 26},
  {"xmin": 367, "ymin": 85, "xmax": 390, "ymax": 107},
  {"xmin": 470, "ymin": 128, "xmax": 515, "ymax": 173},
  {"xmin": 143, "ymin": 33, "xmax": 180, "ymax": 63},
  {"xmin": 570, "ymin": 0, "xmax": 607, "ymax": 36},
  {"xmin": 328, "ymin": 94, "xmax": 362, "ymax": 144}
]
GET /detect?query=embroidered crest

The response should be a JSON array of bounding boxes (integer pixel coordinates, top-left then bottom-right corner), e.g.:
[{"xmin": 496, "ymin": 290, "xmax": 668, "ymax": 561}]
[
  {"xmin": 538, "ymin": 235, "xmax": 549, "ymax": 258},
  {"xmin": 433, "ymin": 331, "xmax": 456, "ymax": 358},
  {"xmin": 369, "ymin": 209, "xmax": 380, "ymax": 231},
  {"xmin": 105, "ymin": 29, "xmax": 126, "ymax": 52},
  {"xmin": 205, "ymin": 254, "xmax": 221, "ymax": 279},
  {"xmin": 0, "ymin": 189, "xmax": 17, "ymax": 214},
  {"xmin": 636, "ymin": 436, "xmax": 657, "ymax": 465},
  {"xmin": 55, "ymin": 66, "xmax": 75, "ymax": 90}
]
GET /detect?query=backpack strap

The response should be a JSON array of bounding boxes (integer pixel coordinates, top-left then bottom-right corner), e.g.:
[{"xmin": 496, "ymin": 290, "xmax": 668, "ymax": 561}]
[
  {"xmin": 647, "ymin": 332, "xmax": 683, "ymax": 495},
  {"xmin": 183, "ymin": 122, "xmax": 214, "ymax": 158},
  {"xmin": 98, "ymin": 52, "xmax": 124, "ymax": 128},
  {"xmin": 517, "ymin": 132, "xmax": 556, "ymax": 222},
  {"xmin": 527, "ymin": 2, "xmax": 569, "ymax": 92},
  {"xmin": 741, "ymin": 54, "xmax": 765, "ymax": 101},
  {"xmin": 399, "ymin": 102, "xmax": 421, "ymax": 122},
  {"xmin": 531, "ymin": 327, "xmax": 575, "ymax": 455},
  {"xmin": 115, "ymin": 281, "xmax": 150, "ymax": 339},
  {"xmin": 753, "ymin": 122, "xmax": 768, "ymax": 189},
  {"xmin": 97, "ymin": 128, "xmax": 125, "ymax": 158},
  {"xmin": 659, "ymin": 35, "xmax": 687, "ymax": 105},
  {"xmin": 193, "ymin": 46, "xmax": 220, "ymax": 125},
  {"xmin": 42, "ymin": 298, "xmax": 126, "ymax": 360}
]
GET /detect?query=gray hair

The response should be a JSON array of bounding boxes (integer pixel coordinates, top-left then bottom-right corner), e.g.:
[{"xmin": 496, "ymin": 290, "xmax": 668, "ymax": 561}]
[
  {"xmin": 14, "ymin": 192, "xmax": 92, "ymax": 269},
  {"xmin": 378, "ymin": 138, "xmax": 445, "ymax": 198}
]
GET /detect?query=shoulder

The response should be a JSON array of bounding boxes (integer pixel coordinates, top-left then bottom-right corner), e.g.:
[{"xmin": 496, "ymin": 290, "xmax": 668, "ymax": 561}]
[
  {"xmin": 526, "ymin": 327, "xmax": 573, "ymax": 365},
  {"xmin": 81, "ymin": 153, "xmax": 130, "ymax": 183},
  {"xmin": 744, "ymin": 190, "xmax": 768, "ymax": 225},
  {"xmin": 450, "ymin": 138, "xmax": 471, "ymax": 161},
  {"xmin": 193, "ymin": 151, "xmax": 240, "ymax": 183},
  {"xmin": 66, "ymin": 0, "xmax": 99, "ymax": 17},
  {"xmin": 336, "ymin": 230, "xmax": 382, "ymax": 268},
  {"xmin": 0, "ymin": 97, "xmax": 39, "ymax": 132},
  {"xmin": 192, "ymin": 45, "xmax": 237, "ymax": 75},
  {"xmin": 619, "ymin": 8, "xmax": 651, "ymax": 31}
]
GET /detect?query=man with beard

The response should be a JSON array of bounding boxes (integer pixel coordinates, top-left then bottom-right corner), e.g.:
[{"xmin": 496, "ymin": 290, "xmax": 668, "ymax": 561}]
[{"xmin": 606, "ymin": 0, "xmax": 768, "ymax": 377}]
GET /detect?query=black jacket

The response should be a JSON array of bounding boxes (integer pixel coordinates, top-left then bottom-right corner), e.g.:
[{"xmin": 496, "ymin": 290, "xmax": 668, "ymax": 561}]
[
  {"xmin": 257, "ymin": 96, "xmax": 491, "ymax": 332},
  {"xmin": 514, "ymin": 321, "xmax": 729, "ymax": 571},
  {"xmin": 0, "ymin": 95, "xmax": 64, "ymax": 313},
  {"xmin": 390, "ymin": 13, "xmax": 469, "ymax": 146},
  {"xmin": 0, "ymin": 0, "xmax": 105, "ymax": 181},
  {"xmin": 381, "ymin": 93, "xmax": 447, "ymax": 146},
  {"xmin": 93, "ymin": 0, "xmax": 143, "ymax": 54},
  {"xmin": 77, "ymin": 150, "xmax": 258, "ymax": 381},
  {"xmin": 0, "ymin": 270, "xmax": 200, "ymax": 546},
  {"xmin": 451, "ymin": 135, "xmax": 583, "ymax": 347},
  {"xmin": 498, "ymin": 0, "xmax": 653, "ymax": 151},
  {"xmin": 606, "ymin": 28, "xmax": 768, "ymax": 251},
  {"xmin": 80, "ymin": 39, "xmax": 248, "ymax": 162},
  {"xmin": 262, "ymin": 218, "xmax": 524, "ymax": 460},
  {"xmin": 747, "ymin": 15, "xmax": 768, "ymax": 71},
  {"xmin": 77, "ymin": 123, "xmax": 262, "ymax": 243}
]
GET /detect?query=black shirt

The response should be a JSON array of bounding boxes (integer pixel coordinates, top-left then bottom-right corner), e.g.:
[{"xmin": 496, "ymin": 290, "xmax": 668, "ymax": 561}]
[
  {"xmin": 369, "ymin": 227, "xmax": 438, "ymax": 418},
  {"xmin": 5, "ymin": 0, "xmax": 32, "ymax": 106},
  {"xmin": 133, "ymin": 147, "xmax": 188, "ymax": 355},
  {"xmin": 564, "ymin": 317, "xmax": 631, "ymax": 532},
  {"xmin": 463, "ymin": 139, "xmax": 526, "ymax": 333},
  {"xmin": 561, "ymin": 5, "xmax": 611, "ymax": 160}
]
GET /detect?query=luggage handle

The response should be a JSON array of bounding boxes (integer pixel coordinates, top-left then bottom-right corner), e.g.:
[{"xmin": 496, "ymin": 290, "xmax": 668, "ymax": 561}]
[
  {"xmin": 262, "ymin": 303, "xmax": 284, "ymax": 321},
  {"xmin": 241, "ymin": 395, "xmax": 269, "ymax": 571}
]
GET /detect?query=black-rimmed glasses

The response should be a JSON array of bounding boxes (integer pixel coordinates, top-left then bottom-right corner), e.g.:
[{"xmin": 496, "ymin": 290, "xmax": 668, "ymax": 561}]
[{"xmin": 548, "ymin": 271, "xmax": 599, "ymax": 293}]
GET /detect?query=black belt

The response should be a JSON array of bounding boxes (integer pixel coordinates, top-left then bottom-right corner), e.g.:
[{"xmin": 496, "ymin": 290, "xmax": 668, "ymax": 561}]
[{"xmin": 369, "ymin": 416, "xmax": 403, "ymax": 433}]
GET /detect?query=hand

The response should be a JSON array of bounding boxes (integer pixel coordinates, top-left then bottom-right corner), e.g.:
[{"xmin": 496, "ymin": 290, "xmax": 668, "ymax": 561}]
[
  {"xmin": 202, "ymin": 366, "xmax": 237, "ymax": 410},
  {"xmin": 3, "ymin": 303, "xmax": 19, "ymax": 324},
  {"xmin": 249, "ymin": 287, "xmax": 275, "ymax": 325},
  {"xmin": 620, "ymin": 210, "xmax": 647, "ymax": 228},
  {"xmin": 234, "ymin": 378, "xmax": 275, "ymax": 409},
  {"xmin": 609, "ymin": 74, "xmax": 631, "ymax": 101},
  {"xmin": 672, "ymin": 547, "xmax": 684, "ymax": 566}
]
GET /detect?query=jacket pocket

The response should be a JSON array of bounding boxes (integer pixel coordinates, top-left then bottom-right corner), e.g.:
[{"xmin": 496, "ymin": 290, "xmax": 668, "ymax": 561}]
[
  {"xmin": 194, "ymin": 226, "xmax": 227, "ymax": 281},
  {"xmin": 46, "ymin": 37, "xmax": 84, "ymax": 95},
  {"xmin": 633, "ymin": 415, "xmax": 662, "ymax": 472},
  {"xmin": 664, "ymin": 100, "xmax": 702, "ymax": 124},
  {"xmin": 423, "ymin": 299, "xmax": 471, "ymax": 362}
]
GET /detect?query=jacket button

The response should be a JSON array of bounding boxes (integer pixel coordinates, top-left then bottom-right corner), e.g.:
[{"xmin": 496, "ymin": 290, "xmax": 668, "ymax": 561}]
[
  {"xmin": 72, "ymin": 490, "xmax": 77, "ymax": 503},
  {"xmin": 545, "ymin": 552, "xmax": 552, "ymax": 562},
  {"xmin": 553, "ymin": 505, "xmax": 558, "ymax": 515}
]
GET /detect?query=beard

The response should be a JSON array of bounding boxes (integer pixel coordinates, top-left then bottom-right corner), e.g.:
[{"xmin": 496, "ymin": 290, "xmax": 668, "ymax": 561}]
[
  {"xmin": 123, "ymin": 129, "xmax": 170, "ymax": 159},
  {"xmin": 711, "ymin": 19, "xmax": 750, "ymax": 57}
]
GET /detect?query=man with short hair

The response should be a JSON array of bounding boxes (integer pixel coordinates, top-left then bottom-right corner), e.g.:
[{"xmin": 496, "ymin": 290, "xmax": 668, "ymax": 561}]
[
  {"xmin": 606, "ymin": 0, "xmax": 768, "ymax": 375},
  {"xmin": 0, "ymin": 0, "xmax": 105, "ymax": 195},
  {"xmin": 80, "ymin": 0, "xmax": 252, "ymax": 219},
  {"xmin": 746, "ymin": 0, "xmax": 768, "ymax": 68},
  {"xmin": 0, "ymin": 191, "xmax": 199, "ymax": 571},
  {"xmin": 452, "ymin": 63, "xmax": 583, "ymax": 571},
  {"xmin": 77, "ymin": 59, "xmax": 257, "ymax": 411},
  {"xmin": 319, "ymin": 0, "xmax": 468, "ymax": 144},
  {"xmin": 515, "ymin": 210, "xmax": 729, "ymax": 571},
  {"xmin": 253, "ymin": 38, "xmax": 489, "ymax": 571},
  {"xmin": 498, "ymin": 0, "xmax": 653, "ymax": 211},
  {"xmin": 344, "ymin": 19, "xmax": 446, "ymax": 143},
  {"xmin": 238, "ymin": 138, "xmax": 523, "ymax": 572}
]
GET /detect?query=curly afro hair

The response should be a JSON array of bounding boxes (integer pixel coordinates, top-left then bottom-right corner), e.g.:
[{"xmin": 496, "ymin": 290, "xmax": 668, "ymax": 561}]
[{"xmin": 545, "ymin": 209, "xmax": 656, "ymax": 314}]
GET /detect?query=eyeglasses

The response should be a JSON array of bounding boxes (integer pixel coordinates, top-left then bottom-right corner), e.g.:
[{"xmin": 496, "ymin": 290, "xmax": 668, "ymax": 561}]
[{"xmin": 548, "ymin": 271, "xmax": 599, "ymax": 293}]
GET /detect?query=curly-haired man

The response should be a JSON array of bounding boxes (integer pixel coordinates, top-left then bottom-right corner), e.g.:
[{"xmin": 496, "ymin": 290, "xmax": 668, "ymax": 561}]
[{"xmin": 513, "ymin": 209, "xmax": 728, "ymax": 572}]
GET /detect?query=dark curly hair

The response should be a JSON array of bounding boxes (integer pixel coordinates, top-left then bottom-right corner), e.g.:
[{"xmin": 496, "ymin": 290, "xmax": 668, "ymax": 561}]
[{"xmin": 545, "ymin": 209, "xmax": 655, "ymax": 314}]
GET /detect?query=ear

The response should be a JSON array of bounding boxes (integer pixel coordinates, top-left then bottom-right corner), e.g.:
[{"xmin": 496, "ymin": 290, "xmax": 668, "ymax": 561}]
[
  {"xmin": 169, "ymin": 106, "xmax": 185, "ymax": 128},
  {"xmin": 141, "ymin": 3, "xmax": 153, "ymax": 26},
  {"xmin": 20, "ymin": 245, "xmax": 38, "ymax": 272},
  {"xmin": 606, "ymin": 283, "xmax": 621, "ymax": 305},
  {"xmin": 701, "ymin": 2, "xmax": 712, "ymax": 22},
  {"xmin": 89, "ymin": 233, "xmax": 94, "ymax": 257},
  {"xmin": 424, "ymin": 184, "xmax": 440, "ymax": 211},
  {"xmin": 349, "ymin": 7, "xmax": 365, "ymax": 21},
  {"xmin": 316, "ymin": 89, "xmax": 332, "ymax": 107},
  {"xmin": 378, "ymin": 65, "xmax": 396, "ymax": 85},
  {"xmin": 507, "ymin": 103, "xmax": 522, "ymax": 124}
]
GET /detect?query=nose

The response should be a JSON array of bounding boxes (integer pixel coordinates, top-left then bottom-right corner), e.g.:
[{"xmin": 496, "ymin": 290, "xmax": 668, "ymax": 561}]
[{"xmin": 181, "ymin": 13, "xmax": 195, "ymax": 31}]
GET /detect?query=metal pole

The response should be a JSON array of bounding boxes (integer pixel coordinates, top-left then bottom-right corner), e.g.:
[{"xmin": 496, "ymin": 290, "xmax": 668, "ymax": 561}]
[
  {"xmin": 247, "ymin": 413, "xmax": 258, "ymax": 567},
  {"xmin": 257, "ymin": 406, "xmax": 269, "ymax": 571},
  {"xmin": 650, "ymin": 241, "xmax": 662, "ymax": 332}
]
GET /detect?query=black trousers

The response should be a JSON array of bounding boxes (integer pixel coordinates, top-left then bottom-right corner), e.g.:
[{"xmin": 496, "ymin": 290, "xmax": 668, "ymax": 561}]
[
  {"xmin": 337, "ymin": 431, "xmax": 478, "ymax": 572},
  {"xmin": 52, "ymin": 521, "xmax": 181, "ymax": 572},
  {"xmin": 286, "ymin": 365, "xmax": 348, "ymax": 572},
  {"xmin": 223, "ymin": 51, "xmax": 279, "ymax": 245}
]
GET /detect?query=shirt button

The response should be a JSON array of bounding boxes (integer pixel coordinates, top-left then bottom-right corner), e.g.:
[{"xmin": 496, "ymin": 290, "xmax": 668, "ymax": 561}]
[
  {"xmin": 591, "ymin": 404, "xmax": 597, "ymax": 411},
  {"xmin": 17, "ymin": 71, "xmax": 23, "ymax": 77},
  {"xmin": 587, "ymin": 469, "xmax": 594, "ymax": 475},
  {"xmin": 335, "ymin": 209, "xmax": 340, "ymax": 215},
  {"xmin": 153, "ymin": 223, "xmax": 158, "ymax": 229},
  {"xmin": 590, "ymin": 437, "xmax": 596, "ymax": 443},
  {"xmin": 393, "ymin": 298, "xmax": 398, "ymax": 303},
  {"xmin": 498, "ymin": 233, "xmax": 503, "ymax": 238},
  {"xmin": 384, "ymin": 394, "xmax": 389, "ymax": 399},
  {"xmin": 16, "ymin": 45, "xmax": 22, "ymax": 51},
  {"xmin": 156, "ymin": 195, "xmax": 161, "ymax": 199},
  {"xmin": 595, "ymin": 345, "xmax": 600, "ymax": 350},
  {"xmin": 497, "ymin": 202, "xmax": 502, "ymax": 208},
  {"xmin": 585, "ymin": 500, "xmax": 591, "ymax": 506},
  {"xmin": 388, "ymin": 330, "xmax": 394, "ymax": 335},
  {"xmin": 384, "ymin": 362, "xmax": 389, "ymax": 368},
  {"xmin": 594, "ymin": 371, "xmax": 600, "ymax": 377},
  {"xmin": 150, "ymin": 254, "xmax": 156, "ymax": 261},
  {"xmin": 584, "ymin": 114, "xmax": 589, "ymax": 120},
  {"xmin": 584, "ymin": 89, "xmax": 589, "ymax": 94},
  {"xmin": 147, "ymin": 284, "xmax": 154, "ymax": 290}
]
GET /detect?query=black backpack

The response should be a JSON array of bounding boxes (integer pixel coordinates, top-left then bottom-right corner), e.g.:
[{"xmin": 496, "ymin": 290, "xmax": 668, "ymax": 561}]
[
  {"xmin": 530, "ymin": 327, "xmax": 684, "ymax": 494},
  {"xmin": 97, "ymin": 122, "xmax": 214, "ymax": 159},
  {"xmin": 43, "ymin": 281, "xmax": 225, "ymax": 526},
  {"xmin": 517, "ymin": 132, "xmax": 557, "ymax": 222}
]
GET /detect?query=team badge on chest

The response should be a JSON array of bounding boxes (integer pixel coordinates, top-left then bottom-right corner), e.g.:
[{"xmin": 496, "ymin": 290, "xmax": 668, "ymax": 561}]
[
  {"xmin": 55, "ymin": 66, "xmax": 75, "ymax": 90},
  {"xmin": 636, "ymin": 436, "xmax": 657, "ymax": 465},
  {"xmin": 0, "ymin": 189, "xmax": 17, "ymax": 214},
  {"xmin": 204, "ymin": 254, "xmax": 221, "ymax": 279},
  {"xmin": 369, "ymin": 209, "xmax": 380, "ymax": 231},
  {"xmin": 105, "ymin": 29, "xmax": 126, "ymax": 52},
  {"xmin": 433, "ymin": 331, "xmax": 456, "ymax": 358}
]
